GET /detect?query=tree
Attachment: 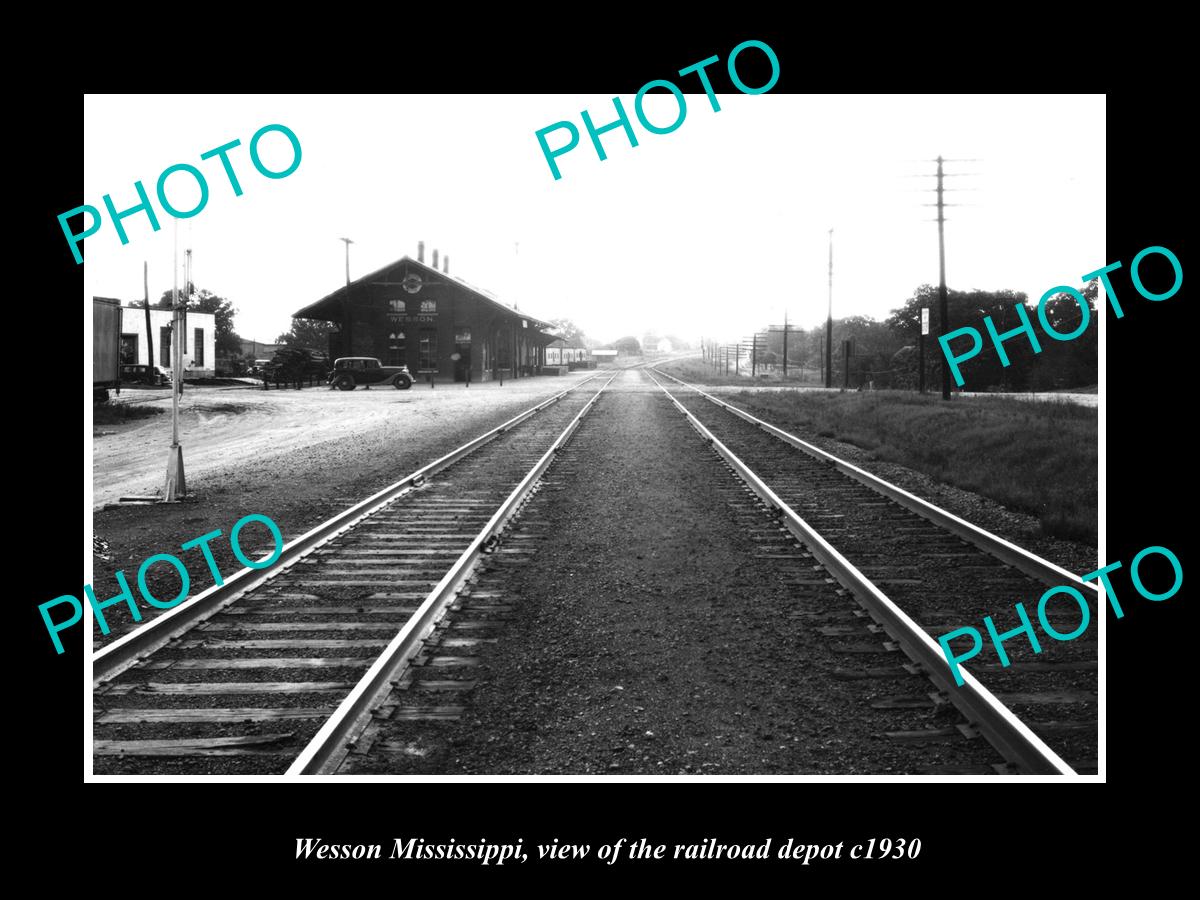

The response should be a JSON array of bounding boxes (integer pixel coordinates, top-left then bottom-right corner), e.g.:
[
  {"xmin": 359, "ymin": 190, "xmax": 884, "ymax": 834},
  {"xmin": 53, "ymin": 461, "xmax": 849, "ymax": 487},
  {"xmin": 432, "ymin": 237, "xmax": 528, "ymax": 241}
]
[
  {"xmin": 1027, "ymin": 280, "xmax": 1098, "ymax": 390},
  {"xmin": 886, "ymin": 285, "xmax": 1034, "ymax": 391},
  {"xmin": 549, "ymin": 317, "xmax": 586, "ymax": 344},
  {"xmin": 611, "ymin": 336, "xmax": 642, "ymax": 355},
  {"xmin": 158, "ymin": 288, "xmax": 241, "ymax": 357},
  {"xmin": 277, "ymin": 318, "xmax": 333, "ymax": 354}
]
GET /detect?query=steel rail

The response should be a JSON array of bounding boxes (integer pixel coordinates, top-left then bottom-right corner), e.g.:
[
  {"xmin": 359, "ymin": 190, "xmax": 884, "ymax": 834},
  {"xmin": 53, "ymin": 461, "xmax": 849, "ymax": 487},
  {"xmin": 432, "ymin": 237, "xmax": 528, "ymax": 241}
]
[
  {"xmin": 649, "ymin": 365, "xmax": 1098, "ymax": 598},
  {"xmin": 288, "ymin": 371, "xmax": 620, "ymax": 774},
  {"xmin": 92, "ymin": 372, "xmax": 605, "ymax": 683},
  {"xmin": 647, "ymin": 370, "xmax": 1075, "ymax": 776}
]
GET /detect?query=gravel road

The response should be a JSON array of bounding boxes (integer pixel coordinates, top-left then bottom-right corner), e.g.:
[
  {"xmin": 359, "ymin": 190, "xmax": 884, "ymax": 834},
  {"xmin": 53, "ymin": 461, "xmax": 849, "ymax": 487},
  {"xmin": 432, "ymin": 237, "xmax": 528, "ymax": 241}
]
[{"xmin": 89, "ymin": 373, "xmax": 598, "ymax": 646}]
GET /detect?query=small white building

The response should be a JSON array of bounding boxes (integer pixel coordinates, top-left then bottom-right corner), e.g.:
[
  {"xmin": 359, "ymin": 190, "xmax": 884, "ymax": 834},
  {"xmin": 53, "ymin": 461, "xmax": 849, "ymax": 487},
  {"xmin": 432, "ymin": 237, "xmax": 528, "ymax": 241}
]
[
  {"xmin": 119, "ymin": 306, "xmax": 216, "ymax": 377},
  {"xmin": 545, "ymin": 337, "xmax": 590, "ymax": 366}
]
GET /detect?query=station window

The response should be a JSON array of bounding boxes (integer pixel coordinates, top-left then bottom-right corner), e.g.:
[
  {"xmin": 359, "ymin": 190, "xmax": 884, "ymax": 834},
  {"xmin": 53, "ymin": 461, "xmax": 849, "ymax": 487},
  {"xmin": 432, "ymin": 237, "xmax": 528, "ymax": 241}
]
[
  {"xmin": 419, "ymin": 329, "xmax": 437, "ymax": 370},
  {"xmin": 419, "ymin": 299, "xmax": 437, "ymax": 315},
  {"xmin": 388, "ymin": 327, "xmax": 407, "ymax": 366},
  {"xmin": 194, "ymin": 328, "xmax": 205, "ymax": 366},
  {"xmin": 389, "ymin": 298, "xmax": 406, "ymax": 314},
  {"xmin": 160, "ymin": 326, "xmax": 171, "ymax": 367}
]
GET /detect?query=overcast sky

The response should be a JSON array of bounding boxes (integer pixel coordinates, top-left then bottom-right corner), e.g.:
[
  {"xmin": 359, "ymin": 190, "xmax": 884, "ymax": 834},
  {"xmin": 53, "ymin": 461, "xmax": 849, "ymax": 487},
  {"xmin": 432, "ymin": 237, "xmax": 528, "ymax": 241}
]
[{"xmin": 82, "ymin": 94, "xmax": 1104, "ymax": 346}]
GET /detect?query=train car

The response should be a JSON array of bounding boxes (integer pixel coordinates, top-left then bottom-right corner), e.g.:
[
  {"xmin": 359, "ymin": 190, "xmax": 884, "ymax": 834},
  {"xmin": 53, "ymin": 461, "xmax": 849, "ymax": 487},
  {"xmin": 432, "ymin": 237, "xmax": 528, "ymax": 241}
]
[{"xmin": 93, "ymin": 296, "xmax": 122, "ymax": 402}]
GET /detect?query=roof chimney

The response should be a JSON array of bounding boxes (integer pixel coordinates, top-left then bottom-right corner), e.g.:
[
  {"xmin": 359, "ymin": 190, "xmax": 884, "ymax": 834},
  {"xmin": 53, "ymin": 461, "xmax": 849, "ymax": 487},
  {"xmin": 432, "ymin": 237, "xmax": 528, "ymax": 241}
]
[
  {"xmin": 443, "ymin": 254, "xmax": 450, "ymax": 274},
  {"xmin": 432, "ymin": 248, "xmax": 439, "ymax": 270},
  {"xmin": 417, "ymin": 241, "xmax": 425, "ymax": 263}
]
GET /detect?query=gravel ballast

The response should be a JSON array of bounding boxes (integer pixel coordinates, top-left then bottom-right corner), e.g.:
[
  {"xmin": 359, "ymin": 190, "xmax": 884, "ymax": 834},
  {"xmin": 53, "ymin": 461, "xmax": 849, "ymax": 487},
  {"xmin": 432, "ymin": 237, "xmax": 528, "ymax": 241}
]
[{"xmin": 349, "ymin": 373, "xmax": 1003, "ymax": 775}]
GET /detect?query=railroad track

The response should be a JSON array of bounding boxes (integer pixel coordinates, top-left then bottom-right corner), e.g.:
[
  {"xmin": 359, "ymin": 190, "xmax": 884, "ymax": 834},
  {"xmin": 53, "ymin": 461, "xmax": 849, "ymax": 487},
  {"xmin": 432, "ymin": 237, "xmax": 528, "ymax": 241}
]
[
  {"xmin": 92, "ymin": 362, "xmax": 1095, "ymax": 776},
  {"xmin": 647, "ymin": 366, "xmax": 1098, "ymax": 775},
  {"xmin": 92, "ymin": 370, "xmax": 624, "ymax": 775}
]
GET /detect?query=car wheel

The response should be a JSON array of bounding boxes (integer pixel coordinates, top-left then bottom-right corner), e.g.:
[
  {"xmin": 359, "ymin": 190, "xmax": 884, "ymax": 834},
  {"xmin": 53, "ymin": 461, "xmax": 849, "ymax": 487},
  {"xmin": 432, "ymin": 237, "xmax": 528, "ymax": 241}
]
[
  {"xmin": 335, "ymin": 375, "xmax": 356, "ymax": 391},
  {"xmin": 393, "ymin": 375, "xmax": 413, "ymax": 390}
]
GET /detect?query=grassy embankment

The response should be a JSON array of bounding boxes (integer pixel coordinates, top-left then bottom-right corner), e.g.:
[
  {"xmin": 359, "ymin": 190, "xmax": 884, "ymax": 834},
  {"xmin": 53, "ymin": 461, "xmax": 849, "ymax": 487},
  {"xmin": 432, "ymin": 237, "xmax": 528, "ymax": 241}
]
[
  {"xmin": 657, "ymin": 359, "xmax": 1097, "ymax": 545},
  {"xmin": 655, "ymin": 356, "xmax": 823, "ymax": 387}
]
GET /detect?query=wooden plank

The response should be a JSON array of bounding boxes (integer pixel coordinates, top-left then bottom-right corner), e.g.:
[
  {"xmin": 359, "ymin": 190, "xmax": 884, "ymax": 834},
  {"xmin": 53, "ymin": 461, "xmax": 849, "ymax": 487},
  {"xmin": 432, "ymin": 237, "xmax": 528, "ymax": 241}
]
[
  {"xmin": 138, "ymin": 682, "xmax": 352, "ymax": 694},
  {"xmin": 199, "ymin": 622, "xmax": 398, "ymax": 632},
  {"xmin": 831, "ymin": 666, "xmax": 913, "ymax": 680},
  {"xmin": 996, "ymin": 692, "xmax": 1097, "ymax": 705},
  {"xmin": 141, "ymin": 657, "xmax": 366, "ymax": 670},
  {"xmin": 292, "ymin": 579, "xmax": 441, "ymax": 586},
  {"xmin": 870, "ymin": 695, "xmax": 937, "ymax": 709},
  {"xmin": 411, "ymin": 680, "xmax": 476, "ymax": 691},
  {"xmin": 321, "ymin": 549, "xmax": 465, "ymax": 557},
  {"xmin": 391, "ymin": 706, "xmax": 465, "ymax": 721},
  {"xmin": 975, "ymin": 660, "xmax": 1098, "ymax": 673},
  {"xmin": 1030, "ymin": 720, "xmax": 1097, "ymax": 735},
  {"xmin": 97, "ymin": 707, "xmax": 330, "ymax": 724},
  {"xmin": 175, "ymin": 638, "xmax": 388, "ymax": 649},
  {"xmin": 885, "ymin": 727, "xmax": 963, "ymax": 741},
  {"xmin": 94, "ymin": 733, "xmax": 294, "ymax": 756},
  {"xmin": 225, "ymin": 606, "xmax": 417, "ymax": 616}
]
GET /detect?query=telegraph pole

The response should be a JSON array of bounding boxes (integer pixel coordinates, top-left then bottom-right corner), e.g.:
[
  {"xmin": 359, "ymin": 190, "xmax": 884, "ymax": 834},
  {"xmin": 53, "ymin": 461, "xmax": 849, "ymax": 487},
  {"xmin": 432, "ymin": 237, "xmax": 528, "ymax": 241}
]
[
  {"xmin": 181, "ymin": 248, "xmax": 191, "ymax": 397},
  {"xmin": 937, "ymin": 156, "xmax": 950, "ymax": 400},
  {"xmin": 143, "ymin": 261, "xmax": 153, "ymax": 369},
  {"xmin": 826, "ymin": 228, "xmax": 834, "ymax": 389},
  {"xmin": 768, "ymin": 313, "xmax": 803, "ymax": 379},
  {"xmin": 164, "ymin": 222, "xmax": 186, "ymax": 500},
  {"xmin": 783, "ymin": 310, "xmax": 788, "ymax": 377}
]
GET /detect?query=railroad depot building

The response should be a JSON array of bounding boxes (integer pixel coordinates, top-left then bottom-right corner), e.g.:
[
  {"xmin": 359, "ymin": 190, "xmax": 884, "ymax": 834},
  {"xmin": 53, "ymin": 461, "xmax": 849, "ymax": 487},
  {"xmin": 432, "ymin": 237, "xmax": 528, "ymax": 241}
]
[
  {"xmin": 292, "ymin": 250, "xmax": 559, "ymax": 383},
  {"xmin": 103, "ymin": 299, "xmax": 217, "ymax": 377}
]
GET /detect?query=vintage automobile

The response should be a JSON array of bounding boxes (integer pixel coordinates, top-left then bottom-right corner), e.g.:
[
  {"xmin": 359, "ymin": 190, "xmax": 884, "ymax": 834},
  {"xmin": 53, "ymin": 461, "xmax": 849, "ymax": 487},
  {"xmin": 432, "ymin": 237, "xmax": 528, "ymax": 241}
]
[
  {"xmin": 121, "ymin": 363, "xmax": 172, "ymax": 386},
  {"xmin": 328, "ymin": 357, "xmax": 414, "ymax": 391}
]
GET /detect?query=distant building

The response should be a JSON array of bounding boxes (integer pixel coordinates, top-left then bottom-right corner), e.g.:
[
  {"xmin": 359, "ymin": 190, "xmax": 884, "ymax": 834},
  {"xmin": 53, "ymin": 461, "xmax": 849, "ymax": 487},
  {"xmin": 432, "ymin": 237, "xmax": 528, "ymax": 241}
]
[
  {"xmin": 292, "ymin": 250, "xmax": 559, "ymax": 382},
  {"xmin": 592, "ymin": 349, "xmax": 619, "ymax": 364},
  {"xmin": 656, "ymin": 338, "xmax": 673, "ymax": 353},
  {"xmin": 545, "ymin": 336, "xmax": 590, "ymax": 365},
  {"xmin": 113, "ymin": 302, "xmax": 216, "ymax": 377},
  {"xmin": 239, "ymin": 339, "xmax": 281, "ymax": 360}
]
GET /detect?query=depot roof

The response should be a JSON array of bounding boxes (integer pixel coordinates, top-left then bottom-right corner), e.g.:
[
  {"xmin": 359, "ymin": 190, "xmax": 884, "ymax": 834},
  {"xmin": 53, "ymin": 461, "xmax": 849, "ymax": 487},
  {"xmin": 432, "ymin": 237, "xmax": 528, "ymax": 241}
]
[{"xmin": 292, "ymin": 255, "xmax": 553, "ymax": 331}]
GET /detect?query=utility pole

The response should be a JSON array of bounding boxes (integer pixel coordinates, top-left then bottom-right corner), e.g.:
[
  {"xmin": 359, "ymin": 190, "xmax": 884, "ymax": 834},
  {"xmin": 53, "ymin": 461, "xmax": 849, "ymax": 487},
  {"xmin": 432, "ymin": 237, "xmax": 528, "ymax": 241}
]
[
  {"xmin": 937, "ymin": 156, "xmax": 950, "ymax": 400},
  {"xmin": 826, "ymin": 228, "xmax": 834, "ymax": 389},
  {"xmin": 748, "ymin": 335, "xmax": 760, "ymax": 377},
  {"xmin": 164, "ymin": 222, "xmax": 185, "ymax": 500},
  {"xmin": 143, "ymin": 261, "xmax": 153, "ymax": 368},
  {"xmin": 767, "ymin": 313, "xmax": 803, "ymax": 379},
  {"xmin": 181, "ymin": 248, "xmax": 191, "ymax": 397},
  {"xmin": 783, "ymin": 310, "xmax": 788, "ymax": 377}
]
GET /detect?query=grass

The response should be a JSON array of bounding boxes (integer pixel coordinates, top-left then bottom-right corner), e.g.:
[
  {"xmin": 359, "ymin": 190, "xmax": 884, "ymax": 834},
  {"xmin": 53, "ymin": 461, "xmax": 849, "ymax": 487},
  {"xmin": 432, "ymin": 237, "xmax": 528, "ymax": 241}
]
[
  {"xmin": 94, "ymin": 402, "xmax": 166, "ymax": 425},
  {"xmin": 657, "ymin": 357, "xmax": 824, "ymax": 387},
  {"xmin": 693, "ymin": 385, "xmax": 1097, "ymax": 546}
]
